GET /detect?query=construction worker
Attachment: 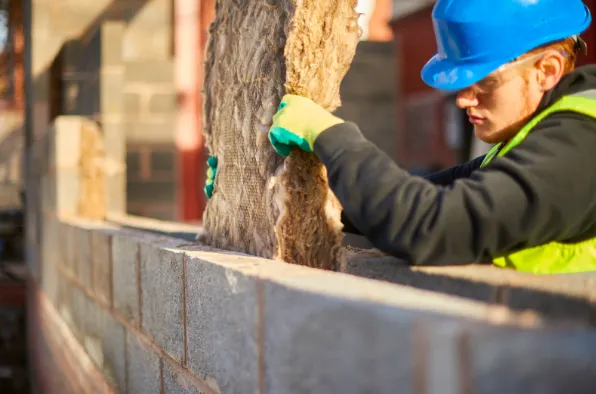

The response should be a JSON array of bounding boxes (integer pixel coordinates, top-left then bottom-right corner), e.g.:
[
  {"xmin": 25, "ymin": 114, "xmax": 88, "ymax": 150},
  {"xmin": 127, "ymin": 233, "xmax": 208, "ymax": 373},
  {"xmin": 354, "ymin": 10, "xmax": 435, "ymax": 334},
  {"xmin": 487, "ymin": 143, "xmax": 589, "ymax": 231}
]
[{"xmin": 264, "ymin": 0, "xmax": 596, "ymax": 274}]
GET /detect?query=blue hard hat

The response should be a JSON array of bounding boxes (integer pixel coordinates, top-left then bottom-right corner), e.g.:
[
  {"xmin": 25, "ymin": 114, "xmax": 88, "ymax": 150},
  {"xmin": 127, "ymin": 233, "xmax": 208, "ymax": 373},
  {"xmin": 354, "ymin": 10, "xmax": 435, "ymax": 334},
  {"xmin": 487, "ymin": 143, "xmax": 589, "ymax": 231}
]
[{"xmin": 421, "ymin": 0, "xmax": 592, "ymax": 91}]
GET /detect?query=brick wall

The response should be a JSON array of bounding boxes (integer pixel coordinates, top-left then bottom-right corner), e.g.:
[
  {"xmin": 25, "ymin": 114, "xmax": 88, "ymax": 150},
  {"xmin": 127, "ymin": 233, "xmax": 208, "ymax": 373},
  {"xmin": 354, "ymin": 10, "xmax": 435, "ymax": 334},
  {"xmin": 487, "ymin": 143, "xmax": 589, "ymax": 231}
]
[{"xmin": 25, "ymin": 114, "xmax": 596, "ymax": 394}]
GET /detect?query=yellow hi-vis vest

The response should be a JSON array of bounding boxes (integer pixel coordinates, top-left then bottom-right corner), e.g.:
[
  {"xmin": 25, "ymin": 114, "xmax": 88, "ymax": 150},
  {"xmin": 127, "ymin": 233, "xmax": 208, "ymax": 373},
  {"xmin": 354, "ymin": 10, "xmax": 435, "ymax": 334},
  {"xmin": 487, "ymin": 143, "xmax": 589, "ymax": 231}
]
[{"xmin": 480, "ymin": 89, "xmax": 596, "ymax": 274}]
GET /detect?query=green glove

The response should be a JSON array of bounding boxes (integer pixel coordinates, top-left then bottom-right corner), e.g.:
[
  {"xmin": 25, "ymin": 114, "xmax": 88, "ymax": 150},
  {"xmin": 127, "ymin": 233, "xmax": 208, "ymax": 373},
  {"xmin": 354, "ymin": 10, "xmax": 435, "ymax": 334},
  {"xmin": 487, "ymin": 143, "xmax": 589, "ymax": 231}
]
[
  {"xmin": 204, "ymin": 155, "xmax": 218, "ymax": 199},
  {"xmin": 268, "ymin": 94, "xmax": 344, "ymax": 157}
]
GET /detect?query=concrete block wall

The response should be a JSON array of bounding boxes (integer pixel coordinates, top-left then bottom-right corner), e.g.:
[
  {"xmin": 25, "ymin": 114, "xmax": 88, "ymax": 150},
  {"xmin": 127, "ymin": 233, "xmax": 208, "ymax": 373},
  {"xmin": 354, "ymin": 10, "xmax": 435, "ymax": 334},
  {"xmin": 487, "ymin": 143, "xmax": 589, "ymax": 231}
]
[
  {"xmin": 30, "ymin": 214, "xmax": 596, "ymax": 394},
  {"xmin": 26, "ymin": 116, "xmax": 596, "ymax": 394},
  {"xmin": 121, "ymin": 0, "xmax": 178, "ymax": 220},
  {"xmin": 28, "ymin": 0, "xmax": 178, "ymax": 222},
  {"xmin": 123, "ymin": 59, "xmax": 177, "ymax": 221}
]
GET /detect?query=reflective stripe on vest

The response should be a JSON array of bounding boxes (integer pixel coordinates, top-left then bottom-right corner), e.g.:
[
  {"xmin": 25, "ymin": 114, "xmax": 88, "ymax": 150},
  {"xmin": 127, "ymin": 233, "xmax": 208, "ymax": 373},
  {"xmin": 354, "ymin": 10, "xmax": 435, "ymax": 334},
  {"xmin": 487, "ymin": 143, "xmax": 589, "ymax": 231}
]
[{"xmin": 479, "ymin": 89, "xmax": 596, "ymax": 274}]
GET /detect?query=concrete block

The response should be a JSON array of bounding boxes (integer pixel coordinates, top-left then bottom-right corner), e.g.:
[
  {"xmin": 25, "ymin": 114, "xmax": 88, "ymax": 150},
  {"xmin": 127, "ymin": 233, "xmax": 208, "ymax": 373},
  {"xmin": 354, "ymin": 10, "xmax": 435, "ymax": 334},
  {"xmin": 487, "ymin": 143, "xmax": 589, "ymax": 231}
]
[
  {"xmin": 70, "ymin": 285, "xmax": 87, "ymax": 340},
  {"xmin": 123, "ymin": 0, "xmax": 172, "ymax": 60},
  {"xmin": 126, "ymin": 333, "xmax": 161, "ymax": 394},
  {"xmin": 125, "ymin": 119, "xmax": 176, "ymax": 144},
  {"xmin": 123, "ymin": 25, "xmax": 171, "ymax": 61},
  {"xmin": 56, "ymin": 169, "xmax": 81, "ymax": 216},
  {"xmin": 101, "ymin": 121, "xmax": 126, "ymax": 214},
  {"xmin": 124, "ymin": 92, "xmax": 142, "ymax": 117},
  {"xmin": 102, "ymin": 121, "xmax": 126, "ymax": 164},
  {"xmin": 52, "ymin": 117, "xmax": 83, "ymax": 169},
  {"xmin": 127, "ymin": 179, "xmax": 176, "ymax": 203},
  {"xmin": 140, "ymin": 242, "xmax": 184, "ymax": 362},
  {"xmin": 163, "ymin": 360, "xmax": 205, "ymax": 394},
  {"xmin": 41, "ymin": 243, "xmax": 61, "ymax": 306},
  {"xmin": 390, "ymin": 265, "xmax": 596, "ymax": 325},
  {"xmin": 41, "ymin": 215, "xmax": 59, "ymax": 271},
  {"xmin": 105, "ymin": 172, "xmax": 127, "ymax": 215},
  {"xmin": 150, "ymin": 149, "xmax": 175, "ymax": 174},
  {"xmin": 101, "ymin": 69, "xmax": 125, "ymax": 116},
  {"xmin": 263, "ymin": 278, "xmax": 415, "ymax": 394},
  {"xmin": 185, "ymin": 255, "xmax": 259, "ymax": 394},
  {"xmin": 59, "ymin": 222, "xmax": 77, "ymax": 274},
  {"xmin": 83, "ymin": 294, "xmax": 106, "ymax": 368},
  {"xmin": 148, "ymin": 92, "xmax": 177, "ymax": 114},
  {"xmin": 424, "ymin": 321, "xmax": 465, "ymax": 394},
  {"xmin": 112, "ymin": 235, "xmax": 140, "ymax": 324},
  {"xmin": 345, "ymin": 256, "xmax": 496, "ymax": 304},
  {"xmin": 102, "ymin": 311, "xmax": 127, "ymax": 393},
  {"xmin": 41, "ymin": 173, "xmax": 57, "ymax": 214},
  {"xmin": 47, "ymin": 2, "xmax": 112, "ymax": 40},
  {"xmin": 507, "ymin": 286, "xmax": 596, "ymax": 325},
  {"xmin": 75, "ymin": 226, "xmax": 93, "ymax": 289},
  {"xmin": 124, "ymin": 60, "xmax": 174, "ymax": 84},
  {"xmin": 467, "ymin": 326, "xmax": 596, "ymax": 394},
  {"xmin": 56, "ymin": 276, "xmax": 74, "ymax": 328},
  {"xmin": 100, "ymin": 22, "xmax": 125, "ymax": 67},
  {"xmin": 92, "ymin": 231, "xmax": 113, "ymax": 306}
]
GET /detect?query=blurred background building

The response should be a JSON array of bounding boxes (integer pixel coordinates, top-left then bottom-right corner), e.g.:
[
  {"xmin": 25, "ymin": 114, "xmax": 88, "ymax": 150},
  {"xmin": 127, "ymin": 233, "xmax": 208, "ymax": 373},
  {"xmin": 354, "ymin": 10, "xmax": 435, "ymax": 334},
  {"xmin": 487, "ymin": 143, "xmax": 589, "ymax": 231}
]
[{"xmin": 0, "ymin": 0, "xmax": 595, "ymax": 222}]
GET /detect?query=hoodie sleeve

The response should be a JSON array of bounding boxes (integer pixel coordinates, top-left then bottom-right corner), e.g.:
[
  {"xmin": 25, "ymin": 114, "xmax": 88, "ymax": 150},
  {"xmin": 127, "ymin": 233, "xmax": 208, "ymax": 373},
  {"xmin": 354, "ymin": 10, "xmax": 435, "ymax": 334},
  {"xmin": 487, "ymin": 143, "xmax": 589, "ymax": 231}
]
[
  {"xmin": 340, "ymin": 155, "xmax": 486, "ymax": 235},
  {"xmin": 423, "ymin": 155, "xmax": 486, "ymax": 185},
  {"xmin": 314, "ymin": 115, "xmax": 596, "ymax": 265}
]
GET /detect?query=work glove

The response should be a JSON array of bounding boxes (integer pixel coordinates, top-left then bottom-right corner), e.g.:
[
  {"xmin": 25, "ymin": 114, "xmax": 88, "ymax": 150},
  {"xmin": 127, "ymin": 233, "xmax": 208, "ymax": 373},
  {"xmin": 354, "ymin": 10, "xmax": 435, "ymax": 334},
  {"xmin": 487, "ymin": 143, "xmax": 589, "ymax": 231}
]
[
  {"xmin": 204, "ymin": 156, "xmax": 218, "ymax": 199},
  {"xmin": 268, "ymin": 94, "xmax": 344, "ymax": 157}
]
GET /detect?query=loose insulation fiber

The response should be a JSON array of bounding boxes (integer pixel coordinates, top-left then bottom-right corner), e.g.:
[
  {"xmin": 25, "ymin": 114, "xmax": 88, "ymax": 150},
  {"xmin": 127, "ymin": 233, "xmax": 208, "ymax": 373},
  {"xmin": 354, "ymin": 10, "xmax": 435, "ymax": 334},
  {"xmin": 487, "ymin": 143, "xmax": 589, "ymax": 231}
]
[{"xmin": 199, "ymin": 0, "xmax": 361, "ymax": 270}]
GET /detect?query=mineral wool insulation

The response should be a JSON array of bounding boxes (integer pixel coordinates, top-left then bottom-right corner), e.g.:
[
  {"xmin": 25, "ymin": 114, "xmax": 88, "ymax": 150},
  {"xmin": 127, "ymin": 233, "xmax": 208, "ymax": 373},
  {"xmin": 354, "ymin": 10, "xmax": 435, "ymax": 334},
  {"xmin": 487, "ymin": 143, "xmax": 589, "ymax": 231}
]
[{"xmin": 199, "ymin": 0, "xmax": 361, "ymax": 270}]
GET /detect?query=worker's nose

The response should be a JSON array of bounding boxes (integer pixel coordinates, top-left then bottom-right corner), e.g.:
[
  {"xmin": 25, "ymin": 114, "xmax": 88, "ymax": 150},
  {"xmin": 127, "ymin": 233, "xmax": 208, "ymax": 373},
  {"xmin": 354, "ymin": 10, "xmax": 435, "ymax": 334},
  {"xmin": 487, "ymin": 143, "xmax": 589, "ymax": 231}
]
[{"xmin": 455, "ymin": 88, "xmax": 478, "ymax": 109}]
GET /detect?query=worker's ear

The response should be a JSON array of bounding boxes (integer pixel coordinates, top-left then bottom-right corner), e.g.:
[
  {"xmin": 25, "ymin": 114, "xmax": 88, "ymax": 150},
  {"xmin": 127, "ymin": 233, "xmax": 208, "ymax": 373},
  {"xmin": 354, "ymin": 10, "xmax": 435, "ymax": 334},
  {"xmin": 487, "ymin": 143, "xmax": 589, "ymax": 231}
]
[{"xmin": 534, "ymin": 51, "xmax": 565, "ymax": 91}]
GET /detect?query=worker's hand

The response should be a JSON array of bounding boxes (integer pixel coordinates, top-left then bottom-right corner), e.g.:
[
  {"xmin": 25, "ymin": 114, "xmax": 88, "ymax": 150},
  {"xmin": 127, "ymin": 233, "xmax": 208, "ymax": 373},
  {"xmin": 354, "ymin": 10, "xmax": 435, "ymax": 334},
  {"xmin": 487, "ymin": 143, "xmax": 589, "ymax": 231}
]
[
  {"xmin": 269, "ymin": 94, "xmax": 344, "ymax": 157},
  {"xmin": 204, "ymin": 156, "xmax": 218, "ymax": 199}
]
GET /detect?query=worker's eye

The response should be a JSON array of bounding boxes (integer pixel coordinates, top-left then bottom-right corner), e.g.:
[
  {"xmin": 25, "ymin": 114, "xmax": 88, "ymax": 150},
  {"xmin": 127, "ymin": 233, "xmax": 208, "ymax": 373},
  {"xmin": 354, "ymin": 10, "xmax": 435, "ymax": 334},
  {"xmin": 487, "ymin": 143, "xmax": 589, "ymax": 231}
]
[{"xmin": 475, "ymin": 77, "xmax": 500, "ymax": 93}]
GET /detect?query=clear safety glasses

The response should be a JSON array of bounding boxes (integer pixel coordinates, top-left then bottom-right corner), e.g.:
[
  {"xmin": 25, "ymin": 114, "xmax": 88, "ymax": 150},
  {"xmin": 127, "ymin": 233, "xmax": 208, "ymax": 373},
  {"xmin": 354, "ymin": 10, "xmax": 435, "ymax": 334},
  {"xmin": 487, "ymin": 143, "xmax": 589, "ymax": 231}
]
[{"xmin": 470, "ymin": 50, "xmax": 561, "ymax": 95}]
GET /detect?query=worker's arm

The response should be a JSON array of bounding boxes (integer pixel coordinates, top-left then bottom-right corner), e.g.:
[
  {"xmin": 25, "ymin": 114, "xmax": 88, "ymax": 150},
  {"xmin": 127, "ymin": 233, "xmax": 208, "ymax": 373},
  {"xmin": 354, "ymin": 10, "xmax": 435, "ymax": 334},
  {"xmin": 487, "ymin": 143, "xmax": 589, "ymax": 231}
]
[
  {"xmin": 340, "ymin": 155, "xmax": 486, "ymax": 234},
  {"xmin": 423, "ymin": 155, "xmax": 486, "ymax": 185},
  {"xmin": 313, "ymin": 113, "xmax": 596, "ymax": 265}
]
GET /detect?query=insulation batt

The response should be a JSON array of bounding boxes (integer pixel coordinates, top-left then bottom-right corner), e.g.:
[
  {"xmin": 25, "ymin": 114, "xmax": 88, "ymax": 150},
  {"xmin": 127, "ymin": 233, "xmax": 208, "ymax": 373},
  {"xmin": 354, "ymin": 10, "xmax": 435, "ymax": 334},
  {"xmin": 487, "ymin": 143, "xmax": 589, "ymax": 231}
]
[{"xmin": 199, "ymin": 0, "xmax": 361, "ymax": 270}]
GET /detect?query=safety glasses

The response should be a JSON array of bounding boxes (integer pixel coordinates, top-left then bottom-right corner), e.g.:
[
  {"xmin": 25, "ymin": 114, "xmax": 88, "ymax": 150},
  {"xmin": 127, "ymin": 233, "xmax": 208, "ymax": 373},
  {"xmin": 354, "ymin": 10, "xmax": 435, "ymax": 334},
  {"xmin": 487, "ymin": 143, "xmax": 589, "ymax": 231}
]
[{"xmin": 470, "ymin": 50, "xmax": 559, "ymax": 95}]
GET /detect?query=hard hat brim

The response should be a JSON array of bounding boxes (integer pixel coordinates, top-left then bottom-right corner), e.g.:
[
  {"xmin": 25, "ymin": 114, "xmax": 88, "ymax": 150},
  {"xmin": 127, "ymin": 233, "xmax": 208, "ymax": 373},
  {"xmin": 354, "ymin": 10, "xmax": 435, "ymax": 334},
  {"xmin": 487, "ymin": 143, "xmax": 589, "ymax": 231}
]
[{"xmin": 421, "ymin": 55, "xmax": 509, "ymax": 92}]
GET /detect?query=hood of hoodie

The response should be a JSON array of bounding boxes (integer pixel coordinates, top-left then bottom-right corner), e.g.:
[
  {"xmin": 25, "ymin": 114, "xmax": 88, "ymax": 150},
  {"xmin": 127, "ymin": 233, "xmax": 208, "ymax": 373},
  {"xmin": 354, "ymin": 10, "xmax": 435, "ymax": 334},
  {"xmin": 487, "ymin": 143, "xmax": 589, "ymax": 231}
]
[{"xmin": 538, "ymin": 64, "xmax": 596, "ymax": 111}]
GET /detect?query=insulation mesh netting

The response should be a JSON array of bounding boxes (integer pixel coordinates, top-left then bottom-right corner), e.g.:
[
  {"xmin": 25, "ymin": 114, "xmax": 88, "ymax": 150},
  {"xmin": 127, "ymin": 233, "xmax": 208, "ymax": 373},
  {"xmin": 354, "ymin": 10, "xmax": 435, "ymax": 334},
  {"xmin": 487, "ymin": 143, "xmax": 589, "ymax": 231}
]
[{"xmin": 199, "ymin": 0, "xmax": 361, "ymax": 270}]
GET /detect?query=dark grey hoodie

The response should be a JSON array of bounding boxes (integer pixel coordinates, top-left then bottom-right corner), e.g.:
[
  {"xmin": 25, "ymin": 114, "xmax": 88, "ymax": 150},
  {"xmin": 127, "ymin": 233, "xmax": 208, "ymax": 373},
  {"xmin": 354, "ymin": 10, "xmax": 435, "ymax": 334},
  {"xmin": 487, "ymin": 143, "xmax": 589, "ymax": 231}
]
[{"xmin": 317, "ymin": 65, "xmax": 596, "ymax": 266}]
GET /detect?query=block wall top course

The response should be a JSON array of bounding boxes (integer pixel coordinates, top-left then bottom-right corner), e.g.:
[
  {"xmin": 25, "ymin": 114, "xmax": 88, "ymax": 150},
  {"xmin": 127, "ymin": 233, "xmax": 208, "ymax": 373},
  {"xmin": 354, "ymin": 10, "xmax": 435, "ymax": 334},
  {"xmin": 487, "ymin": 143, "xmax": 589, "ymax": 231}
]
[
  {"xmin": 101, "ymin": 214, "xmax": 596, "ymax": 318},
  {"xmin": 58, "ymin": 214, "xmax": 595, "ymax": 330}
]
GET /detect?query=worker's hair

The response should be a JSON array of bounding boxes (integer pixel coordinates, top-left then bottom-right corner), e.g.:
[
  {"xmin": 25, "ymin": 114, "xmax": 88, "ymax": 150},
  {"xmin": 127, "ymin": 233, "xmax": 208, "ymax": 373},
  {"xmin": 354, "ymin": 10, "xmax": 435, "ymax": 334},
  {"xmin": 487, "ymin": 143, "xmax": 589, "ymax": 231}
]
[{"xmin": 524, "ymin": 37, "xmax": 580, "ymax": 74}]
